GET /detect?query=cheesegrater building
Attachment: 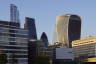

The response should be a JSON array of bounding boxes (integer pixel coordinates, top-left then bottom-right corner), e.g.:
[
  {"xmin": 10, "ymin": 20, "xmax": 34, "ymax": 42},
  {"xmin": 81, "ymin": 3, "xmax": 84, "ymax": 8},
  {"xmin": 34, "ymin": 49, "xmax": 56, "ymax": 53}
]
[{"xmin": 54, "ymin": 14, "xmax": 81, "ymax": 47}]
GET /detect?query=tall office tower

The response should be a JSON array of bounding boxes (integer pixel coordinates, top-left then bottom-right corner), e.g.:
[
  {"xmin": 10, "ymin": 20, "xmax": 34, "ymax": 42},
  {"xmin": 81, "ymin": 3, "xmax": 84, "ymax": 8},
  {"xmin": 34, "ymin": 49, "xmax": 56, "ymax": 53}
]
[
  {"xmin": 24, "ymin": 17, "xmax": 37, "ymax": 40},
  {"xmin": 0, "ymin": 20, "xmax": 28, "ymax": 64},
  {"xmin": 40, "ymin": 32, "xmax": 49, "ymax": 46},
  {"xmin": 54, "ymin": 14, "xmax": 81, "ymax": 47},
  {"xmin": 10, "ymin": 4, "xmax": 20, "ymax": 23}
]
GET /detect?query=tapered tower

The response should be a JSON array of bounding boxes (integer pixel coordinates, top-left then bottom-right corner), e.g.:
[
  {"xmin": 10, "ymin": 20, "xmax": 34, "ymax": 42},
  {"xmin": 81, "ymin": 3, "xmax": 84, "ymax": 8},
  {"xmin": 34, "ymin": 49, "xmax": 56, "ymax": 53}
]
[
  {"xmin": 24, "ymin": 17, "xmax": 37, "ymax": 40},
  {"xmin": 40, "ymin": 32, "xmax": 49, "ymax": 46},
  {"xmin": 10, "ymin": 4, "xmax": 20, "ymax": 22}
]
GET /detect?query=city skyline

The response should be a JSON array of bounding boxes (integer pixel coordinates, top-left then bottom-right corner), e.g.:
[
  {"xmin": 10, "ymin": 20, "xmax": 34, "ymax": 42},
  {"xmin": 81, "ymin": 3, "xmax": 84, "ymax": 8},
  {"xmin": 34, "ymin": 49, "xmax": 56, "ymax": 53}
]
[{"xmin": 0, "ymin": 0, "xmax": 96, "ymax": 43}]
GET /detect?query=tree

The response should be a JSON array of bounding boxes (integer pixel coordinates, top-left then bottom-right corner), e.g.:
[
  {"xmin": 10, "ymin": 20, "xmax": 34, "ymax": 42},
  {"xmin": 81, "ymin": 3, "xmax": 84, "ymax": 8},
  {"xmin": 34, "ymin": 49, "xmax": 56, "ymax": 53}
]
[
  {"xmin": 0, "ymin": 54, "xmax": 7, "ymax": 64},
  {"xmin": 34, "ymin": 54, "xmax": 50, "ymax": 64}
]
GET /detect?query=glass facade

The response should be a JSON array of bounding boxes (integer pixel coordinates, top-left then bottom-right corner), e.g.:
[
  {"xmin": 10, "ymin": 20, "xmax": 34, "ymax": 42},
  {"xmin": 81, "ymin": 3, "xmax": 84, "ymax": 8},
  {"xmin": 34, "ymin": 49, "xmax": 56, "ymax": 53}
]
[
  {"xmin": 10, "ymin": 4, "xmax": 20, "ymax": 23},
  {"xmin": 55, "ymin": 14, "xmax": 81, "ymax": 47},
  {"xmin": 0, "ymin": 20, "xmax": 28, "ymax": 64},
  {"xmin": 40, "ymin": 32, "xmax": 49, "ymax": 47},
  {"xmin": 25, "ymin": 17, "xmax": 37, "ymax": 40},
  {"xmin": 68, "ymin": 15, "xmax": 81, "ymax": 47}
]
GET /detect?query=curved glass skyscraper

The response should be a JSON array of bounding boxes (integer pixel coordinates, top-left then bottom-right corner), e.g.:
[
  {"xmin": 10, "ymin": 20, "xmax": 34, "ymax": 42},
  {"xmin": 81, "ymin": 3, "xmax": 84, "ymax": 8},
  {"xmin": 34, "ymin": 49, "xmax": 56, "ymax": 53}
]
[
  {"xmin": 55, "ymin": 14, "xmax": 81, "ymax": 47},
  {"xmin": 40, "ymin": 32, "xmax": 49, "ymax": 46}
]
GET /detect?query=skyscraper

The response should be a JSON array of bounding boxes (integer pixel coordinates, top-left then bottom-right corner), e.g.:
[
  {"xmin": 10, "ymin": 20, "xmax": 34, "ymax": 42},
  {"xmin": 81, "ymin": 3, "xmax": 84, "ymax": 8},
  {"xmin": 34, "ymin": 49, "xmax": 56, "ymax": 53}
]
[
  {"xmin": 24, "ymin": 17, "xmax": 37, "ymax": 40},
  {"xmin": 54, "ymin": 14, "xmax": 81, "ymax": 47},
  {"xmin": 10, "ymin": 4, "xmax": 20, "ymax": 22},
  {"xmin": 40, "ymin": 32, "xmax": 49, "ymax": 46}
]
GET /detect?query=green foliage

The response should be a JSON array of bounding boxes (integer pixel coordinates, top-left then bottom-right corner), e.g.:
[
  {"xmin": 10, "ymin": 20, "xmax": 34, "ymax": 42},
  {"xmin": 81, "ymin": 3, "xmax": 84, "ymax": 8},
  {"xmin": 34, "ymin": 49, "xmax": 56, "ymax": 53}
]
[
  {"xmin": 0, "ymin": 54, "xmax": 7, "ymax": 64},
  {"xmin": 34, "ymin": 54, "xmax": 50, "ymax": 64}
]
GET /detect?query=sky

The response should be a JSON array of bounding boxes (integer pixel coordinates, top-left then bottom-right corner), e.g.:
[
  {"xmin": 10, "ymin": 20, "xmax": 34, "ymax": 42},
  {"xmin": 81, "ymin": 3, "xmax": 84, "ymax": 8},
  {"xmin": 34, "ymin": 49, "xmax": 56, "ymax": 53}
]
[{"xmin": 0, "ymin": 0, "xmax": 96, "ymax": 44}]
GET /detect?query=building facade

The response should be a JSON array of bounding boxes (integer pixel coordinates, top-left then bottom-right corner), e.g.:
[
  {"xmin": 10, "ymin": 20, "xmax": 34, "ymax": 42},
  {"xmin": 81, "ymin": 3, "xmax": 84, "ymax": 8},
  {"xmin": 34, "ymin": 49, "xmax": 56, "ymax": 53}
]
[
  {"xmin": 72, "ymin": 37, "xmax": 96, "ymax": 61},
  {"xmin": 56, "ymin": 47, "xmax": 74, "ymax": 60},
  {"xmin": 10, "ymin": 4, "xmax": 20, "ymax": 22},
  {"xmin": 40, "ymin": 32, "xmax": 49, "ymax": 47},
  {"xmin": 54, "ymin": 14, "xmax": 81, "ymax": 47},
  {"xmin": 0, "ymin": 4, "xmax": 40, "ymax": 64},
  {"xmin": 24, "ymin": 17, "xmax": 37, "ymax": 40},
  {"xmin": 0, "ymin": 20, "xmax": 28, "ymax": 64},
  {"xmin": 51, "ymin": 46, "xmax": 75, "ymax": 64}
]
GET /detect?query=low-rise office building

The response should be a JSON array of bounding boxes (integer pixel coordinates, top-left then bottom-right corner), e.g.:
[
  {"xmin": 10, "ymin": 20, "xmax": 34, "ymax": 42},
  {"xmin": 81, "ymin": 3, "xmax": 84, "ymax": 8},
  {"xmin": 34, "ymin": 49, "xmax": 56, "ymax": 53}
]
[
  {"xmin": 72, "ymin": 37, "xmax": 96, "ymax": 62},
  {"xmin": 0, "ymin": 21, "xmax": 28, "ymax": 64}
]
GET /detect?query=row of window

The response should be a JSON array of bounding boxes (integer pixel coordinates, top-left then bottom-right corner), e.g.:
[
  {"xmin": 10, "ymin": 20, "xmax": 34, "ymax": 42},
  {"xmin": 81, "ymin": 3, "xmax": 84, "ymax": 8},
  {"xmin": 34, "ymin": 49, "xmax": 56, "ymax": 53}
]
[
  {"xmin": 0, "ymin": 27, "xmax": 28, "ymax": 35},
  {"xmin": 0, "ymin": 43, "xmax": 28, "ymax": 48},
  {"xmin": 0, "ymin": 33, "xmax": 28, "ymax": 38},
  {"xmin": 0, "ymin": 46, "xmax": 27, "ymax": 49},
  {"xmin": 0, "ymin": 49, "xmax": 28, "ymax": 53},
  {"xmin": 0, "ymin": 36, "xmax": 28, "ymax": 43}
]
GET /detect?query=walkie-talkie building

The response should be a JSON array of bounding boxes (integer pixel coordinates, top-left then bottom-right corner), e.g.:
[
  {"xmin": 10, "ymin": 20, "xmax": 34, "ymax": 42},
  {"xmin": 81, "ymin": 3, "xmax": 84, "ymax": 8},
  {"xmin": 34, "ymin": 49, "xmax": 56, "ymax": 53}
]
[{"xmin": 55, "ymin": 14, "xmax": 81, "ymax": 47}]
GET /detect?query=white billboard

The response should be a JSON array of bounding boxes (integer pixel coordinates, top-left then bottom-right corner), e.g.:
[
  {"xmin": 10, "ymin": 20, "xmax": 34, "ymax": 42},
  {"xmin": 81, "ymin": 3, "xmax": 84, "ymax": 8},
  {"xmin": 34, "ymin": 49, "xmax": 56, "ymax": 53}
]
[{"xmin": 56, "ymin": 47, "xmax": 74, "ymax": 60}]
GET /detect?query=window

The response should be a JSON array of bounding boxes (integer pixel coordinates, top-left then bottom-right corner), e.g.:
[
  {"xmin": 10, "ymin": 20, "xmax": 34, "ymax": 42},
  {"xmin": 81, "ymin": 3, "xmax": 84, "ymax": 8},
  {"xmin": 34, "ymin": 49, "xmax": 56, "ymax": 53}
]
[{"xmin": 9, "ymin": 38, "xmax": 16, "ymax": 41}]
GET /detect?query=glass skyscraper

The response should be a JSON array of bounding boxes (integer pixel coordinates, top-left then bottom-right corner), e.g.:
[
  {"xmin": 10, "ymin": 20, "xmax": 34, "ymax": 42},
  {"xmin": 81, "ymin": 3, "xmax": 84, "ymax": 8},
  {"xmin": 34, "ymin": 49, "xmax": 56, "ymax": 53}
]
[
  {"xmin": 10, "ymin": 4, "xmax": 20, "ymax": 22},
  {"xmin": 24, "ymin": 17, "xmax": 37, "ymax": 40},
  {"xmin": 0, "ymin": 4, "xmax": 39, "ymax": 64},
  {"xmin": 40, "ymin": 32, "xmax": 49, "ymax": 47},
  {"xmin": 0, "ymin": 4, "xmax": 28, "ymax": 64},
  {"xmin": 54, "ymin": 14, "xmax": 81, "ymax": 47}
]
